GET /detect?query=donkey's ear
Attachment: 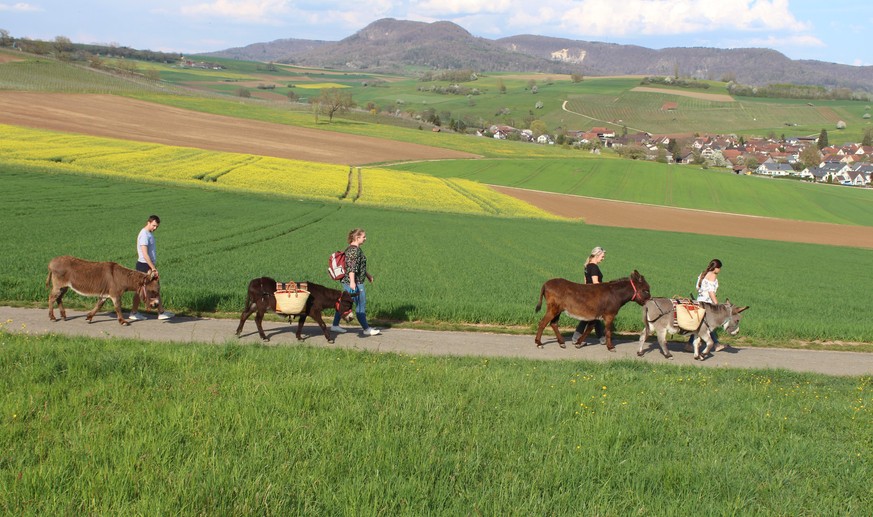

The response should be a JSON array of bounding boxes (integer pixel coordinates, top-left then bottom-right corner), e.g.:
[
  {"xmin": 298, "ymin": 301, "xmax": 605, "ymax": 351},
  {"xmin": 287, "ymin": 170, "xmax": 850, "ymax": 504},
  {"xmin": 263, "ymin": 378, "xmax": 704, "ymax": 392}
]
[
  {"xmin": 632, "ymin": 269, "xmax": 640, "ymax": 278},
  {"xmin": 146, "ymin": 270, "xmax": 158, "ymax": 282},
  {"xmin": 737, "ymin": 306, "xmax": 750, "ymax": 313}
]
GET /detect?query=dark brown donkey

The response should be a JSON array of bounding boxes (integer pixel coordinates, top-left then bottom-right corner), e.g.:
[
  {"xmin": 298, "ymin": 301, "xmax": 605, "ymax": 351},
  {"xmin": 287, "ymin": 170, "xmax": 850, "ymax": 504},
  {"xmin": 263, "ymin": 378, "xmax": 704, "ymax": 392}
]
[
  {"xmin": 235, "ymin": 277, "xmax": 355, "ymax": 343},
  {"xmin": 46, "ymin": 256, "xmax": 161, "ymax": 325},
  {"xmin": 534, "ymin": 270, "xmax": 651, "ymax": 350}
]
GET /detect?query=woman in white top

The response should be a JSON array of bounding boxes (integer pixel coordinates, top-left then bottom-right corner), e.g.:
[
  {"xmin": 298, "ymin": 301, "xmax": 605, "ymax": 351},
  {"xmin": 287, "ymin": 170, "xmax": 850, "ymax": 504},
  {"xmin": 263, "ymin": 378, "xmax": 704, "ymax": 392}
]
[{"xmin": 687, "ymin": 259, "xmax": 723, "ymax": 351}]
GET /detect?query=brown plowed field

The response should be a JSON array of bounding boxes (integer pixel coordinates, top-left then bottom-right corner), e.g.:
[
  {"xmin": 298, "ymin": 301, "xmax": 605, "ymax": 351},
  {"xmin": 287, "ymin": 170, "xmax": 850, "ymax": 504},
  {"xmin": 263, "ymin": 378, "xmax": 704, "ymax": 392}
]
[
  {"xmin": 0, "ymin": 92, "xmax": 478, "ymax": 165},
  {"xmin": 493, "ymin": 186, "xmax": 873, "ymax": 249},
  {"xmin": 3, "ymin": 92, "xmax": 870, "ymax": 248},
  {"xmin": 631, "ymin": 86, "xmax": 735, "ymax": 102}
]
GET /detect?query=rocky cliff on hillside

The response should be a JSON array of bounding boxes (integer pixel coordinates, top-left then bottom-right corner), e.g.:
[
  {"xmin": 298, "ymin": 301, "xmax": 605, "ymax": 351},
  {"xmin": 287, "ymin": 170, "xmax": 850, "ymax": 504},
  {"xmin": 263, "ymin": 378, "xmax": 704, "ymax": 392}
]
[{"xmin": 204, "ymin": 18, "xmax": 873, "ymax": 92}]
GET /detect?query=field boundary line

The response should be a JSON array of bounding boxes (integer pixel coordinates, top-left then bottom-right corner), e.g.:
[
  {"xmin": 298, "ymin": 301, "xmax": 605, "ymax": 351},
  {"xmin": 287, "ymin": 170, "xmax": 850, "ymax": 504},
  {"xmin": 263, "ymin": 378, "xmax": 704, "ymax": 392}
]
[{"xmin": 492, "ymin": 184, "xmax": 806, "ymax": 220}]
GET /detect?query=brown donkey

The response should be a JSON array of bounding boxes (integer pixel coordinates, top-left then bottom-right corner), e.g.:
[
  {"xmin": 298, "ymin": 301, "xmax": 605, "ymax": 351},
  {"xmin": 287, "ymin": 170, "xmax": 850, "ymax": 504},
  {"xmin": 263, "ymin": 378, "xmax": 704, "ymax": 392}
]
[
  {"xmin": 236, "ymin": 277, "xmax": 355, "ymax": 343},
  {"xmin": 534, "ymin": 270, "xmax": 651, "ymax": 350},
  {"xmin": 46, "ymin": 256, "xmax": 161, "ymax": 325}
]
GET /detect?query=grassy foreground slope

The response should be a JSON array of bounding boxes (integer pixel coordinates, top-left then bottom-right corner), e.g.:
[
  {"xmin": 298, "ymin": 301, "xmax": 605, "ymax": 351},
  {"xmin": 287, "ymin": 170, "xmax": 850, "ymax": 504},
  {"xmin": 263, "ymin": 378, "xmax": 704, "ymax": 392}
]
[
  {"xmin": 3, "ymin": 166, "xmax": 873, "ymax": 344},
  {"xmin": 1, "ymin": 333, "xmax": 870, "ymax": 514}
]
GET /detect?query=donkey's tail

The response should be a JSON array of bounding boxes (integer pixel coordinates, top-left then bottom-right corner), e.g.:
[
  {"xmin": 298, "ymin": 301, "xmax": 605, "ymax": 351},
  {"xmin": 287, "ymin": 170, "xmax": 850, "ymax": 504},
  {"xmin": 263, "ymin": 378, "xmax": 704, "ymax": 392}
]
[
  {"xmin": 45, "ymin": 270, "xmax": 52, "ymax": 288},
  {"xmin": 534, "ymin": 284, "xmax": 546, "ymax": 312}
]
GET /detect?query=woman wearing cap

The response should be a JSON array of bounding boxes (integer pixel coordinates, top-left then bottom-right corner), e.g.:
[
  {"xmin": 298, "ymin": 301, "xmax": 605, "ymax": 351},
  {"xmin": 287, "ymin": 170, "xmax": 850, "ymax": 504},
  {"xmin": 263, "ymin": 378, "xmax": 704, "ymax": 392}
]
[
  {"xmin": 687, "ymin": 258, "xmax": 724, "ymax": 352},
  {"xmin": 572, "ymin": 246, "xmax": 607, "ymax": 345}
]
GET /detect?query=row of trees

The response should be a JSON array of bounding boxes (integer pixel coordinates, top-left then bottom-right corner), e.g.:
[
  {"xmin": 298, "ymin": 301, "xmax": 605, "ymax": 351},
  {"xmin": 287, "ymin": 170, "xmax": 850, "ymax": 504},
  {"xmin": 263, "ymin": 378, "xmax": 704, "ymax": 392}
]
[
  {"xmin": 0, "ymin": 29, "xmax": 179, "ymax": 64},
  {"xmin": 727, "ymin": 81, "xmax": 869, "ymax": 101}
]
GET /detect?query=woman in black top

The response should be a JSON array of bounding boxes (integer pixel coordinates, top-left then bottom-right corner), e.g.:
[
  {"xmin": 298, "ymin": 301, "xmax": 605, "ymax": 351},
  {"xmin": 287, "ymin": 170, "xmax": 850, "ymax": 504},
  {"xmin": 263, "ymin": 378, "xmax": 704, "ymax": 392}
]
[
  {"xmin": 572, "ymin": 246, "xmax": 606, "ymax": 345},
  {"xmin": 331, "ymin": 228, "xmax": 380, "ymax": 336}
]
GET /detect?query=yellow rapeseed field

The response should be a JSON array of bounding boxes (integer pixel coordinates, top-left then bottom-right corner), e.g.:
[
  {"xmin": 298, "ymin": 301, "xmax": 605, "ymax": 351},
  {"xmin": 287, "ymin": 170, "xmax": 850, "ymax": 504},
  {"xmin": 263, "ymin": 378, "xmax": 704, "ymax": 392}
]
[{"xmin": 0, "ymin": 124, "xmax": 557, "ymax": 219}]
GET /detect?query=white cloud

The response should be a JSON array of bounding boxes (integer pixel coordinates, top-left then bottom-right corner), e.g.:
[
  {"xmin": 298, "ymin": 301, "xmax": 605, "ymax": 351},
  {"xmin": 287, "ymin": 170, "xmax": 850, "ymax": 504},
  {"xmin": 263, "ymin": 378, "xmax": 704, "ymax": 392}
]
[
  {"xmin": 0, "ymin": 2, "xmax": 42, "ymax": 12},
  {"xmin": 556, "ymin": 0, "xmax": 809, "ymax": 37},
  {"xmin": 180, "ymin": 0, "xmax": 292, "ymax": 23},
  {"xmin": 413, "ymin": 0, "xmax": 512, "ymax": 17}
]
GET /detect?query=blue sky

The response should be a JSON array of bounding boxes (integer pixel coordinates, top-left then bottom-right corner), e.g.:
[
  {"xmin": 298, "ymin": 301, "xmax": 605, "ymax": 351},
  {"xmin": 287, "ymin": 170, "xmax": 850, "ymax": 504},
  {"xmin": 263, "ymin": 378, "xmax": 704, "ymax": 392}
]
[{"xmin": 2, "ymin": 1, "xmax": 871, "ymax": 66}]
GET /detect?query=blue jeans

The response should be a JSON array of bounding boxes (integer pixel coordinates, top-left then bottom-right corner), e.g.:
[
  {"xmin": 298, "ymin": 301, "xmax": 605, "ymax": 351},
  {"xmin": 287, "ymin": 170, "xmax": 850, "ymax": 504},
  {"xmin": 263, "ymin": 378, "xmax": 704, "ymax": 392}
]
[{"xmin": 333, "ymin": 283, "xmax": 370, "ymax": 329}]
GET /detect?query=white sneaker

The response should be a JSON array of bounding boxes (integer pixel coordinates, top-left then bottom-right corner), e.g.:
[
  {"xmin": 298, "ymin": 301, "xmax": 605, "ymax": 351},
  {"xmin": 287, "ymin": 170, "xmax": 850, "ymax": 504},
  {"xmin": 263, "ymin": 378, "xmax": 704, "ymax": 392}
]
[
  {"xmin": 571, "ymin": 331, "xmax": 582, "ymax": 342},
  {"xmin": 363, "ymin": 327, "xmax": 381, "ymax": 336},
  {"xmin": 330, "ymin": 326, "xmax": 347, "ymax": 334},
  {"xmin": 158, "ymin": 311, "xmax": 174, "ymax": 320},
  {"xmin": 127, "ymin": 312, "xmax": 145, "ymax": 321}
]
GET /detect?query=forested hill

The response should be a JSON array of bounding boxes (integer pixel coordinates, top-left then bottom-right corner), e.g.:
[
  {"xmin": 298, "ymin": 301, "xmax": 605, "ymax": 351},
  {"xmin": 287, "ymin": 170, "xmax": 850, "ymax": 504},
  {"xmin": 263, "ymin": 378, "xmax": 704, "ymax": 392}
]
[{"xmin": 205, "ymin": 18, "xmax": 873, "ymax": 93}]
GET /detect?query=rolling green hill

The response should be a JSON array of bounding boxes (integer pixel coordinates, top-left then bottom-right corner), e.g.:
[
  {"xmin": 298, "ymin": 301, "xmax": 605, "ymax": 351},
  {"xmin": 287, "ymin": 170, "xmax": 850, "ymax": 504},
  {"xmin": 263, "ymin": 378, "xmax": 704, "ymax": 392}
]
[{"xmin": 5, "ymin": 48, "xmax": 871, "ymax": 143}]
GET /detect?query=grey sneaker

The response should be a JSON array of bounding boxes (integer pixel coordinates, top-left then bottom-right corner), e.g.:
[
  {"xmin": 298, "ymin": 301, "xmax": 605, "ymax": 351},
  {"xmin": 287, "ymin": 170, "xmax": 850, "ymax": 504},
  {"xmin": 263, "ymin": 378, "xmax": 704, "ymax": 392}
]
[
  {"xmin": 599, "ymin": 337, "xmax": 607, "ymax": 345},
  {"xmin": 157, "ymin": 311, "xmax": 174, "ymax": 320},
  {"xmin": 571, "ymin": 331, "xmax": 582, "ymax": 342},
  {"xmin": 127, "ymin": 312, "xmax": 145, "ymax": 321},
  {"xmin": 330, "ymin": 325, "xmax": 347, "ymax": 334},
  {"xmin": 363, "ymin": 327, "xmax": 381, "ymax": 336}
]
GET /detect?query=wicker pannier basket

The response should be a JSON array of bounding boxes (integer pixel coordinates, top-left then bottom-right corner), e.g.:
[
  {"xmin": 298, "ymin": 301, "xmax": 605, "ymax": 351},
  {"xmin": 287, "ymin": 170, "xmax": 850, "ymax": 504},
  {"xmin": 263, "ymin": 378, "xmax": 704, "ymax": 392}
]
[
  {"xmin": 673, "ymin": 298, "xmax": 705, "ymax": 331},
  {"xmin": 275, "ymin": 281, "xmax": 310, "ymax": 315}
]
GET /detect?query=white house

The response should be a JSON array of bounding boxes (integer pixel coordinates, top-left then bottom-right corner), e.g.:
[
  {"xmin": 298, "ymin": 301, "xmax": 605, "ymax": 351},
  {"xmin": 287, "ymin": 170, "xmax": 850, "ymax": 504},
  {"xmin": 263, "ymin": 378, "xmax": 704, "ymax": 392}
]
[{"xmin": 755, "ymin": 163, "xmax": 794, "ymax": 176}]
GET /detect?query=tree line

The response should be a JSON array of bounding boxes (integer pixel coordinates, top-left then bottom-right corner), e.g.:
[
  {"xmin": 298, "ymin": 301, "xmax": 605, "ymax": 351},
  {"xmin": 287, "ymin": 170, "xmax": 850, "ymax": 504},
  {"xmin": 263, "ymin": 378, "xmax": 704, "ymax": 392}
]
[
  {"xmin": 727, "ymin": 81, "xmax": 869, "ymax": 101},
  {"xmin": 0, "ymin": 29, "xmax": 179, "ymax": 64}
]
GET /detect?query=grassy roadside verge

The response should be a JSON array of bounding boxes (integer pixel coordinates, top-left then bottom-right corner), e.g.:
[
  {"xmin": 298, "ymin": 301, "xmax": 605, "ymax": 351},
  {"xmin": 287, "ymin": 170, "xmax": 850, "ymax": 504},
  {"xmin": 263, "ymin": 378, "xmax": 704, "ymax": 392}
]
[{"xmin": 1, "ymin": 332, "xmax": 870, "ymax": 514}]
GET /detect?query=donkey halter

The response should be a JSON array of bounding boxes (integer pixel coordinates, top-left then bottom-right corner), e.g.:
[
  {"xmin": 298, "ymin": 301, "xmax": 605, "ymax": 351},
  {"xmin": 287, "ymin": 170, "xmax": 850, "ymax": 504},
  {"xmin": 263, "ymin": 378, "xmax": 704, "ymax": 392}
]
[
  {"xmin": 335, "ymin": 292, "xmax": 351, "ymax": 315},
  {"xmin": 138, "ymin": 282, "xmax": 150, "ymax": 301},
  {"xmin": 629, "ymin": 278, "xmax": 643, "ymax": 302}
]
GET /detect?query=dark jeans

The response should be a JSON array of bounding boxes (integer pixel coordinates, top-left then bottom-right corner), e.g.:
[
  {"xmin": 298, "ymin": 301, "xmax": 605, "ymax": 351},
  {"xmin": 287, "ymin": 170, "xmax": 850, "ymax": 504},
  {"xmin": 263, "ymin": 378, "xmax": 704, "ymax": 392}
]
[{"xmin": 575, "ymin": 319, "xmax": 604, "ymax": 338}]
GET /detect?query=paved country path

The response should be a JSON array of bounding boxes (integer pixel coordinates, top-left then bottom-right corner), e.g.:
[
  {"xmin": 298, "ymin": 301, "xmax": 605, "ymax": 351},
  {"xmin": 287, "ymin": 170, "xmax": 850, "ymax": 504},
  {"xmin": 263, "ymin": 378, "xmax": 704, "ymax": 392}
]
[{"xmin": 2, "ymin": 307, "xmax": 870, "ymax": 377}]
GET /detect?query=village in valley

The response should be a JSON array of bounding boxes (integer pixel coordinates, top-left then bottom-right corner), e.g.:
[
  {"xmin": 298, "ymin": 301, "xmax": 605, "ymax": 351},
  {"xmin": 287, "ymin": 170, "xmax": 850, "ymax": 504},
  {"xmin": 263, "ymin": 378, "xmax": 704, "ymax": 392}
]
[{"xmin": 487, "ymin": 123, "xmax": 873, "ymax": 187}]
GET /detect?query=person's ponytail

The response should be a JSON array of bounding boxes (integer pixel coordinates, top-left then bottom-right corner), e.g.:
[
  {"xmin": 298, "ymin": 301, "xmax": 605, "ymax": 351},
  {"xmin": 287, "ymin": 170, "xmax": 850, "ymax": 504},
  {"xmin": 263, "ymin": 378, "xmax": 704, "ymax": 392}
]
[{"xmin": 698, "ymin": 258, "xmax": 723, "ymax": 288}]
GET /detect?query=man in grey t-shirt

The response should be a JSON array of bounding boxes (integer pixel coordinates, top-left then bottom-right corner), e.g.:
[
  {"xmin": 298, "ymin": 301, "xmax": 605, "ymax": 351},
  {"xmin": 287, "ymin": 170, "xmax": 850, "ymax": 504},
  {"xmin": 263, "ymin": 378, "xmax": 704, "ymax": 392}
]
[{"xmin": 128, "ymin": 215, "xmax": 174, "ymax": 321}]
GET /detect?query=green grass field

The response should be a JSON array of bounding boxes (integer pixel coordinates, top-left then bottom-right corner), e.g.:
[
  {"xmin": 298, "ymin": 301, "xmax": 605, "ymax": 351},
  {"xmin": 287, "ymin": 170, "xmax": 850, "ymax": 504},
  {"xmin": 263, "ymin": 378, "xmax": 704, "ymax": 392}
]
[
  {"xmin": 389, "ymin": 158, "xmax": 873, "ymax": 226},
  {"xmin": 2, "ymin": 332, "xmax": 869, "ymax": 514},
  {"xmin": 3, "ymin": 165, "xmax": 873, "ymax": 344}
]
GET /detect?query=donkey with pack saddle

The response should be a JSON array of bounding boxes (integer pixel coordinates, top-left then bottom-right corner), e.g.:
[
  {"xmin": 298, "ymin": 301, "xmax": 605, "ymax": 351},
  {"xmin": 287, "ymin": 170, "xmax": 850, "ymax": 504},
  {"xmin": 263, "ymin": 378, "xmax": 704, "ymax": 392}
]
[
  {"xmin": 534, "ymin": 270, "xmax": 651, "ymax": 350},
  {"xmin": 236, "ymin": 277, "xmax": 355, "ymax": 343},
  {"xmin": 637, "ymin": 297, "xmax": 749, "ymax": 360}
]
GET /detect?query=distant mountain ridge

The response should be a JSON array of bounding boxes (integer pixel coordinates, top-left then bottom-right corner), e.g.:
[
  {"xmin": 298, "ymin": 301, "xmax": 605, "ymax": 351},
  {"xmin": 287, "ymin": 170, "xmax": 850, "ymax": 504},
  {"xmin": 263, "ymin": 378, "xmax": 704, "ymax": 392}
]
[{"xmin": 205, "ymin": 18, "xmax": 873, "ymax": 92}]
